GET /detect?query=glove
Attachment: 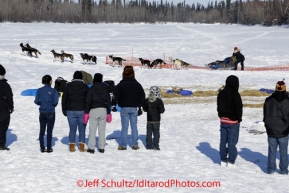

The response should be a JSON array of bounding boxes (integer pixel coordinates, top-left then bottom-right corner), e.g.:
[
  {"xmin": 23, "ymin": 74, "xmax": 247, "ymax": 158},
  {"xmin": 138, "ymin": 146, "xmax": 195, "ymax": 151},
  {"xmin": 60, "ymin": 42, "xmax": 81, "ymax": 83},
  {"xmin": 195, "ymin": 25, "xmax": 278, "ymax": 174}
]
[
  {"xmin": 106, "ymin": 114, "xmax": 112, "ymax": 123},
  {"xmin": 9, "ymin": 109, "xmax": 14, "ymax": 114},
  {"xmin": 112, "ymin": 106, "xmax": 117, "ymax": 112},
  {"xmin": 83, "ymin": 113, "xmax": 89, "ymax": 125},
  {"xmin": 138, "ymin": 108, "xmax": 143, "ymax": 116}
]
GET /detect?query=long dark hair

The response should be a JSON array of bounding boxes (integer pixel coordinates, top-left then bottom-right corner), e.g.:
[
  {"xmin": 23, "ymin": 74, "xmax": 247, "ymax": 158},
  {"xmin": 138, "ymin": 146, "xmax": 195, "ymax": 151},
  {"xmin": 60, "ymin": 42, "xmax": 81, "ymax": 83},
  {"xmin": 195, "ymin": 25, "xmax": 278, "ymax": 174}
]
[{"xmin": 42, "ymin": 75, "xmax": 52, "ymax": 84}]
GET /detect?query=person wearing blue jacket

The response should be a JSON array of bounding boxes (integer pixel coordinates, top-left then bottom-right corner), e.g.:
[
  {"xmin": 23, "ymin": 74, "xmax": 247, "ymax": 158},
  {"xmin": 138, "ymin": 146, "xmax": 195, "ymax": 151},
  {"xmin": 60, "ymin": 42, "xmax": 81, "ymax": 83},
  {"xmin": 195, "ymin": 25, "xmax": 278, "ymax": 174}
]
[{"xmin": 34, "ymin": 75, "xmax": 59, "ymax": 153}]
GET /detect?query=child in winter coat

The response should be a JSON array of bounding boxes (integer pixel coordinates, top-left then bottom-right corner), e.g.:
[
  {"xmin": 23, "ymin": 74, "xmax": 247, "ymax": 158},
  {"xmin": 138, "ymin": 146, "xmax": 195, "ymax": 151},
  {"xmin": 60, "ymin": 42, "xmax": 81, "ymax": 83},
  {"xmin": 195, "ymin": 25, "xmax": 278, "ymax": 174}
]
[{"xmin": 143, "ymin": 86, "xmax": 165, "ymax": 150}]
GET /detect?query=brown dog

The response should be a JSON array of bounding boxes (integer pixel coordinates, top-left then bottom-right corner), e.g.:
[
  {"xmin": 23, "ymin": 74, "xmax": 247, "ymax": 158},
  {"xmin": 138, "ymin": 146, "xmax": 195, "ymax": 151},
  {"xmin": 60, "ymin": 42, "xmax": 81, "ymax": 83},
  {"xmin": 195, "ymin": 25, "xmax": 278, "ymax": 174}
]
[
  {"xmin": 51, "ymin": 49, "xmax": 64, "ymax": 63},
  {"xmin": 61, "ymin": 50, "xmax": 74, "ymax": 62}
]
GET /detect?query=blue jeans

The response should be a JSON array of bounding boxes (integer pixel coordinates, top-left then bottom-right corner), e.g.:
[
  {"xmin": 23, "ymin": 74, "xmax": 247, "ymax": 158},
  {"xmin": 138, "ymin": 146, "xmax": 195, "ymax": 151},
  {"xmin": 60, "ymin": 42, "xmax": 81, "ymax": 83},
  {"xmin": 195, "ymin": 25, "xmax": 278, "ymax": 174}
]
[
  {"xmin": 267, "ymin": 136, "xmax": 289, "ymax": 174},
  {"xmin": 120, "ymin": 107, "xmax": 138, "ymax": 147},
  {"xmin": 39, "ymin": 112, "xmax": 55, "ymax": 150},
  {"xmin": 67, "ymin": 111, "xmax": 86, "ymax": 143},
  {"xmin": 219, "ymin": 123, "xmax": 240, "ymax": 164}
]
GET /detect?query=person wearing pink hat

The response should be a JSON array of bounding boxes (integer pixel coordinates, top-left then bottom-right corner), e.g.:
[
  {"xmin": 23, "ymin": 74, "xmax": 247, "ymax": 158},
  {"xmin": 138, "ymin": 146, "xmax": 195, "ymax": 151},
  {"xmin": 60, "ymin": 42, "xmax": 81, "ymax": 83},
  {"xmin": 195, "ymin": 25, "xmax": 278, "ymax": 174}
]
[{"xmin": 232, "ymin": 47, "xmax": 245, "ymax": 70}]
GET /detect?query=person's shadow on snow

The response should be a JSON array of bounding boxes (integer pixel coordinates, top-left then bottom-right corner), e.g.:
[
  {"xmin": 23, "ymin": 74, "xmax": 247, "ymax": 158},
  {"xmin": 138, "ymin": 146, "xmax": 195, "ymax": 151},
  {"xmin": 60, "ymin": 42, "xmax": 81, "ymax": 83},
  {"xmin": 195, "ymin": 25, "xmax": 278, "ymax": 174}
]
[
  {"xmin": 196, "ymin": 142, "xmax": 219, "ymax": 164},
  {"xmin": 37, "ymin": 135, "xmax": 58, "ymax": 150},
  {"xmin": 107, "ymin": 130, "xmax": 145, "ymax": 148},
  {"xmin": 239, "ymin": 148, "xmax": 267, "ymax": 173},
  {"xmin": 138, "ymin": 134, "xmax": 146, "ymax": 147},
  {"xmin": 6, "ymin": 129, "xmax": 17, "ymax": 147}
]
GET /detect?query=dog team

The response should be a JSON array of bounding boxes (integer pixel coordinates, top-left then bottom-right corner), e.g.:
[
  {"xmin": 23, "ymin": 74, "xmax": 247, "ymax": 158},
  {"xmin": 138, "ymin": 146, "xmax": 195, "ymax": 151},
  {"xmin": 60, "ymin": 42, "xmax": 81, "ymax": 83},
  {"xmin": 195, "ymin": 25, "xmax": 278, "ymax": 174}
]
[
  {"xmin": 19, "ymin": 43, "xmax": 190, "ymax": 69},
  {"xmin": 20, "ymin": 42, "xmax": 96, "ymax": 64}
]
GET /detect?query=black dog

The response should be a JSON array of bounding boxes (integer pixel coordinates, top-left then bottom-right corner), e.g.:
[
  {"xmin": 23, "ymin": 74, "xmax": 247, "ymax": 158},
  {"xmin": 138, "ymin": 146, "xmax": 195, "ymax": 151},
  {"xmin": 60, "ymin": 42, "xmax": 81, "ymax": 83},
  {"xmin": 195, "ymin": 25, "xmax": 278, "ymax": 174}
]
[
  {"xmin": 25, "ymin": 43, "xmax": 41, "ymax": 57},
  {"xmin": 109, "ymin": 55, "xmax": 126, "ymax": 67},
  {"xmin": 150, "ymin": 59, "xmax": 166, "ymax": 69},
  {"xmin": 139, "ymin": 58, "xmax": 150, "ymax": 68},
  {"xmin": 20, "ymin": 43, "xmax": 41, "ymax": 57},
  {"xmin": 80, "ymin": 53, "xmax": 97, "ymax": 64}
]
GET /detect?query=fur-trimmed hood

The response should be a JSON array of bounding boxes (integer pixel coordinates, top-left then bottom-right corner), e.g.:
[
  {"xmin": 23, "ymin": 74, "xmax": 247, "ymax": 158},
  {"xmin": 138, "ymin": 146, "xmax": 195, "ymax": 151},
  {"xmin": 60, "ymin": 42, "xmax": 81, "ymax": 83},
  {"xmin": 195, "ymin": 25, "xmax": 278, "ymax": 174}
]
[
  {"xmin": 148, "ymin": 94, "xmax": 157, "ymax": 102},
  {"xmin": 234, "ymin": 48, "xmax": 241, "ymax": 53}
]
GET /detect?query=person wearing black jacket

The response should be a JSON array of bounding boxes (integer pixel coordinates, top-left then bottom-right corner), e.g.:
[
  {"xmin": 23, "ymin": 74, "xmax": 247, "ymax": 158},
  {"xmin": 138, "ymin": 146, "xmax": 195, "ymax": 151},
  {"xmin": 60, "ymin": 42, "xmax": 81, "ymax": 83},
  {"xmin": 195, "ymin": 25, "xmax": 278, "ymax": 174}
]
[
  {"xmin": 85, "ymin": 73, "xmax": 111, "ymax": 154},
  {"xmin": 217, "ymin": 75, "xmax": 243, "ymax": 167},
  {"xmin": 263, "ymin": 81, "xmax": 289, "ymax": 175},
  {"xmin": 62, "ymin": 71, "xmax": 88, "ymax": 152},
  {"xmin": 113, "ymin": 66, "xmax": 145, "ymax": 150},
  {"xmin": 0, "ymin": 64, "xmax": 14, "ymax": 151},
  {"xmin": 232, "ymin": 47, "xmax": 245, "ymax": 70},
  {"xmin": 143, "ymin": 86, "xmax": 165, "ymax": 150}
]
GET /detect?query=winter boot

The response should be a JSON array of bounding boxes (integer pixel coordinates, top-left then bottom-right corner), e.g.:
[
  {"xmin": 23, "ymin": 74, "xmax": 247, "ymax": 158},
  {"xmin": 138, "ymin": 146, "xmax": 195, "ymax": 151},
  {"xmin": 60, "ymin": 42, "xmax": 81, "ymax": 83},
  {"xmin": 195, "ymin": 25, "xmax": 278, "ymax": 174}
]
[
  {"xmin": 79, "ymin": 142, "xmax": 86, "ymax": 152},
  {"xmin": 69, "ymin": 143, "xmax": 76, "ymax": 152}
]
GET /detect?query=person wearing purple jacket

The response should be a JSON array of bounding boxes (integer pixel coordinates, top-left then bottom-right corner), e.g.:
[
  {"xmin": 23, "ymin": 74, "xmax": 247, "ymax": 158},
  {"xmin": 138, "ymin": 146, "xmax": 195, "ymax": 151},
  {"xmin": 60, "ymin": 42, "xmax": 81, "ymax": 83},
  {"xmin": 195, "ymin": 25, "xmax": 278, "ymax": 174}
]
[{"xmin": 34, "ymin": 75, "xmax": 59, "ymax": 153}]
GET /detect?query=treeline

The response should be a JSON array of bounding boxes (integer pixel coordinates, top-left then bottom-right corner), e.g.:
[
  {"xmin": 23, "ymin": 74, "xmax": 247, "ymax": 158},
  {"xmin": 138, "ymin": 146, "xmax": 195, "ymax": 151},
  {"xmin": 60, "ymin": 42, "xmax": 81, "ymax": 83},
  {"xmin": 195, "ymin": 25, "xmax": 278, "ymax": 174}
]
[{"xmin": 0, "ymin": 0, "xmax": 289, "ymax": 26}]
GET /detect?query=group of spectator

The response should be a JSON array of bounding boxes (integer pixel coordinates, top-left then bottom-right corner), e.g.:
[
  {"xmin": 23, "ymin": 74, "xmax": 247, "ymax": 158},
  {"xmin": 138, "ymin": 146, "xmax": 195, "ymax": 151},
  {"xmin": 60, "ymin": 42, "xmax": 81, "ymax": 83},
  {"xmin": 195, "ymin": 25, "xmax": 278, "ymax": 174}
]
[{"xmin": 1, "ymin": 62, "xmax": 288, "ymax": 175}]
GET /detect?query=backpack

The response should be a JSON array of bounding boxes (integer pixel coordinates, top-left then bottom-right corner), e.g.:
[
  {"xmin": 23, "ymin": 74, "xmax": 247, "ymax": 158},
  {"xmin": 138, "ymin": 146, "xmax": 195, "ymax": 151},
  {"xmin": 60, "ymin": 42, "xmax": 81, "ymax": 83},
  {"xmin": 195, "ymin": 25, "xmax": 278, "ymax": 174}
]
[{"xmin": 54, "ymin": 77, "xmax": 68, "ymax": 92}]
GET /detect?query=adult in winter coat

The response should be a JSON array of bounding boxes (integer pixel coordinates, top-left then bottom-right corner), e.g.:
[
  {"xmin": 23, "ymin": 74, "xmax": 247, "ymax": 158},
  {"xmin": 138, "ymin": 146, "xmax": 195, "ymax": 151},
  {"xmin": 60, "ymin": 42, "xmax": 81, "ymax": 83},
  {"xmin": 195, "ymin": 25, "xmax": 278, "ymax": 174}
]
[
  {"xmin": 217, "ymin": 75, "xmax": 243, "ymax": 167},
  {"xmin": 62, "ymin": 71, "xmax": 88, "ymax": 152},
  {"xmin": 85, "ymin": 73, "xmax": 111, "ymax": 154},
  {"xmin": 232, "ymin": 47, "xmax": 245, "ymax": 70},
  {"xmin": 113, "ymin": 66, "xmax": 145, "ymax": 150},
  {"xmin": 34, "ymin": 75, "xmax": 59, "ymax": 153},
  {"xmin": 263, "ymin": 81, "xmax": 289, "ymax": 175},
  {"xmin": 0, "ymin": 64, "xmax": 14, "ymax": 151},
  {"xmin": 143, "ymin": 86, "xmax": 165, "ymax": 150}
]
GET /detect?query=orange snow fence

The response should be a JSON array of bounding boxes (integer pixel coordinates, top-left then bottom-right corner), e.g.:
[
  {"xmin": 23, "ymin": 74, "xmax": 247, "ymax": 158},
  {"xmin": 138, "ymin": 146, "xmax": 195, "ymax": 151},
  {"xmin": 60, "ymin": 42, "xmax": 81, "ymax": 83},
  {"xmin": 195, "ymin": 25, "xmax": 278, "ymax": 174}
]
[{"xmin": 105, "ymin": 56, "xmax": 289, "ymax": 71}]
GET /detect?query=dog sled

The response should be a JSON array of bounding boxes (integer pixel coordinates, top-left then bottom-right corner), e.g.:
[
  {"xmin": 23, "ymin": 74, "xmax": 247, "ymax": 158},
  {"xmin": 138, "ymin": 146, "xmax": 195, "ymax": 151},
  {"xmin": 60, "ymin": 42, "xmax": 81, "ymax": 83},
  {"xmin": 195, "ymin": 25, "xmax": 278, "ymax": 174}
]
[{"xmin": 205, "ymin": 56, "xmax": 236, "ymax": 70}]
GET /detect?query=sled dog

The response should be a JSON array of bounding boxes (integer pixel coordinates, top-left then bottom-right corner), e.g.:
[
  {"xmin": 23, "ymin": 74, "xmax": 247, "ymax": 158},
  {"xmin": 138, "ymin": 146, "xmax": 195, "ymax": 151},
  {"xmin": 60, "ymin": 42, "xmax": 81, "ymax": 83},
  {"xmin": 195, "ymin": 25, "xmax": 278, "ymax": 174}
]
[{"xmin": 51, "ymin": 49, "xmax": 64, "ymax": 63}]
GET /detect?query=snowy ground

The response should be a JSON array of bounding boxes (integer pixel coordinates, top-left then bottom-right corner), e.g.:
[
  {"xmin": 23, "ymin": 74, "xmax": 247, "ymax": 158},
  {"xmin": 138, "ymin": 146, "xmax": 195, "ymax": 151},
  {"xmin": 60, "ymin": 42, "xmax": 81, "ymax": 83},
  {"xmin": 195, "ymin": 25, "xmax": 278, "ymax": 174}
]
[{"xmin": 0, "ymin": 23, "xmax": 289, "ymax": 192}]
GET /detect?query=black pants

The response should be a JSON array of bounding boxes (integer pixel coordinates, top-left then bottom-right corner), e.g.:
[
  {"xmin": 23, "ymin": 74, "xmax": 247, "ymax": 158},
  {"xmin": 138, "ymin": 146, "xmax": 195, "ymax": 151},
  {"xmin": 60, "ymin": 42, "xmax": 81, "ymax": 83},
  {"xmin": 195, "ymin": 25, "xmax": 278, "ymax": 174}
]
[
  {"xmin": 39, "ymin": 112, "xmax": 55, "ymax": 150},
  {"xmin": 233, "ymin": 60, "xmax": 244, "ymax": 70},
  {"xmin": 0, "ymin": 112, "xmax": 10, "ymax": 147},
  {"xmin": 146, "ymin": 122, "xmax": 160, "ymax": 149}
]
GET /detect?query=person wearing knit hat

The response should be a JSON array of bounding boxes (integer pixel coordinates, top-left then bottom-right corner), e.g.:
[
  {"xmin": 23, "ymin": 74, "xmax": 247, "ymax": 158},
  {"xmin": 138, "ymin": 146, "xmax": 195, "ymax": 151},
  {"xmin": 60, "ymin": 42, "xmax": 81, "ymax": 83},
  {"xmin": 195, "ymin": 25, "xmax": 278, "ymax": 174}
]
[
  {"xmin": 263, "ymin": 80, "xmax": 289, "ymax": 174},
  {"xmin": 62, "ymin": 71, "xmax": 88, "ymax": 152},
  {"xmin": 0, "ymin": 64, "xmax": 14, "ymax": 151},
  {"xmin": 232, "ymin": 47, "xmax": 245, "ymax": 70},
  {"xmin": 143, "ymin": 86, "xmax": 165, "ymax": 150},
  {"xmin": 85, "ymin": 73, "xmax": 111, "ymax": 154},
  {"xmin": 73, "ymin": 71, "xmax": 83, "ymax": 80},
  {"xmin": 275, "ymin": 81, "xmax": 286, "ymax": 92},
  {"xmin": 113, "ymin": 66, "xmax": 145, "ymax": 150}
]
